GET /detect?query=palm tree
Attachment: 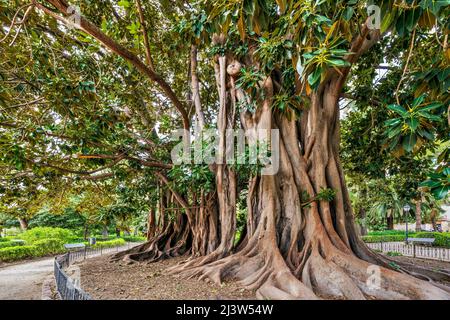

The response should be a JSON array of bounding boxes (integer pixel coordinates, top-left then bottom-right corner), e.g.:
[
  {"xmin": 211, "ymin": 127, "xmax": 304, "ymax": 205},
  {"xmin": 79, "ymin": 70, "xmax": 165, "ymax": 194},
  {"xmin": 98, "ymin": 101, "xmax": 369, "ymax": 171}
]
[{"xmin": 368, "ymin": 185, "xmax": 409, "ymax": 230}]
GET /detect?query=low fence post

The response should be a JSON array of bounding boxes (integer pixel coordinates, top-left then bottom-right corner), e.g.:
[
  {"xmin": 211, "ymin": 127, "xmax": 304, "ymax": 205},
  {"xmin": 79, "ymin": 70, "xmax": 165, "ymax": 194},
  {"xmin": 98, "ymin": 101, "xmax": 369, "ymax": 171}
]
[{"xmin": 413, "ymin": 243, "xmax": 416, "ymax": 258}]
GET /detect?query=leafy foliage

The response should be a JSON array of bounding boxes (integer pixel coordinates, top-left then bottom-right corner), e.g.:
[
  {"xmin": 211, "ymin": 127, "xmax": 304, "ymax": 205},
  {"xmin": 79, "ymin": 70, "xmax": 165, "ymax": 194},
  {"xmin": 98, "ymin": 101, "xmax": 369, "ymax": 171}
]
[{"xmin": 384, "ymin": 95, "xmax": 444, "ymax": 153}]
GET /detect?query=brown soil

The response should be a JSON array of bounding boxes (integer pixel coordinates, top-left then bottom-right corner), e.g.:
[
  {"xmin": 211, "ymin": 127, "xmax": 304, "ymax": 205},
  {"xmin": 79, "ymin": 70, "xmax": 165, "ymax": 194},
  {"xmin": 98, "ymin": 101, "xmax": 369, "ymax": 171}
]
[
  {"xmin": 389, "ymin": 256, "xmax": 450, "ymax": 272},
  {"xmin": 76, "ymin": 253, "xmax": 450, "ymax": 300},
  {"xmin": 76, "ymin": 254, "xmax": 256, "ymax": 300},
  {"xmin": 388, "ymin": 255, "xmax": 450, "ymax": 286}
]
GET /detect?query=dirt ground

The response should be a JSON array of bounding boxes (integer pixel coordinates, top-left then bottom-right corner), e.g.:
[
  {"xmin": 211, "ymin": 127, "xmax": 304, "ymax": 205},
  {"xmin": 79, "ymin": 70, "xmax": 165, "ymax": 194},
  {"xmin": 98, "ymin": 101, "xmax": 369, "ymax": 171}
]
[
  {"xmin": 77, "ymin": 253, "xmax": 450, "ymax": 300},
  {"xmin": 388, "ymin": 255, "xmax": 450, "ymax": 273},
  {"xmin": 387, "ymin": 255, "xmax": 450, "ymax": 286},
  {"xmin": 77, "ymin": 254, "xmax": 255, "ymax": 300}
]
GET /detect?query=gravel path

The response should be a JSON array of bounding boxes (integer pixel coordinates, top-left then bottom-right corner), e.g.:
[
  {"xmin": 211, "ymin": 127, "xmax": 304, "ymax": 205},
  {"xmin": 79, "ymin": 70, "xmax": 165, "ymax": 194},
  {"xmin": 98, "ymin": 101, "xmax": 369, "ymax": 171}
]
[
  {"xmin": 0, "ymin": 243, "xmax": 143, "ymax": 300},
  {"xmin": 0, "ymin": 258, "xmax": 54, "ymax": 300}
]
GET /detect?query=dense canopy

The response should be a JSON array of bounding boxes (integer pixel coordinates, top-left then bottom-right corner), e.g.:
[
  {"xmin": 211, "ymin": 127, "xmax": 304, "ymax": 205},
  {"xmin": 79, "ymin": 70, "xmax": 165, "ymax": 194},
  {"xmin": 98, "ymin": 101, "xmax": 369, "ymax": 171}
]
[{"xmin": 1, "ymin": 0, "xmax": 449, "ymax": 299}]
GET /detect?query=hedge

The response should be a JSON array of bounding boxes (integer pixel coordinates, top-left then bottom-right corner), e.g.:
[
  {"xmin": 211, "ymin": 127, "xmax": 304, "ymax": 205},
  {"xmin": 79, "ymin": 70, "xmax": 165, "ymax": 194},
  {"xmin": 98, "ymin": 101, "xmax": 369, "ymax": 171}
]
[
  {"xmin": 17, "ymin": 227, "xmax": 75, "ymax": 243},
  {"xmin": 362, "ymin": 235, "xmax": 406, "ymax": 243},
  {"xmin": 367, "ymin": 230, "xmax": 412, "ymax": 236},
  {"xmin": 0, "ymin": 246, "xmax": 35, "ymax": 262},
  {"xmin": 413, "ymin": 232, "xmax": 450, "ymax": 248},
  {"xmin": 363, "ymin": 232, "xmax": 450, "ymax": 248},
  {"xmin": 0, "ymin": 240, "xmax": 25, "ymax": 249},
  {"xmin": 32, "ymin": 238, "xmax": 65, "ymax": 257},
  {"xmin": 90, "ymin": 238, "xmax": 126, "ymax": 248},
  {"xmin": 0, "ymin": 238, "xmax": 67, "ymax": 262}
]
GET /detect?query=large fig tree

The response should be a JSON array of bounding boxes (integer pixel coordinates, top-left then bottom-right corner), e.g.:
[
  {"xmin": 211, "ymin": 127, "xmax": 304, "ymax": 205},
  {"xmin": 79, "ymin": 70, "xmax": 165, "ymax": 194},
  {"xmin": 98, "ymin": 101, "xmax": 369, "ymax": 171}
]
[{"xmin": 1, "ymin": 0, "xmax": 449, "ymax": 299}]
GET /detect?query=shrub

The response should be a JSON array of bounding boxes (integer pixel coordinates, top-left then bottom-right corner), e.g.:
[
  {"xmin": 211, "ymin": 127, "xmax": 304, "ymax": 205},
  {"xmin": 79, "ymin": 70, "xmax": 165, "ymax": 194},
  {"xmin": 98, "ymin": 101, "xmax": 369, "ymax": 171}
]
[
  {"xmin": 0, "ymin": 240, "xmax": 26, "ymax": 249},
  {"xmin": 368, "ymin": 230, "xmax": 407, "ymax": 236},
  {"xmin": 362, "ymin": 235, "xmax": 406, "ymax": 243},
  {"xmin": 17, "ymin": 227, "xmax": 74, "ymax": 244},
  {"xmin": 386, "ymin": 251, "xmax": 402, "ymax": 257},
  {"xmin": 413, "ymin": 232, "xmax": 450, "ymax": 248},
  {"xmin": 90, "ymin": 238, "xmax": 126, "ymax": 248},
  {"xmin": 32, "ymin": 238, "xmax": 65, "ymax": 257},
  {"xmin": 0, "ymin": 246, "xmax": 35, "ymax": 262}
]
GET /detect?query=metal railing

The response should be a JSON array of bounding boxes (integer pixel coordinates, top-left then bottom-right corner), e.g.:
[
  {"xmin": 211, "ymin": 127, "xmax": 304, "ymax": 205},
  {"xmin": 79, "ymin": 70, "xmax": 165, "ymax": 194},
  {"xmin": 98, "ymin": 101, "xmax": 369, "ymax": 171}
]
[
  {"xmin": 54, "ymin": 254, "xmax": 91, "ymax": 300},
  {"xmin": 367, "ymin": 241, "xmax": 450, "ymax": 262},
  {"xmin": 54, "ymin": 242, "xmax": 142, "ymax": 300}
]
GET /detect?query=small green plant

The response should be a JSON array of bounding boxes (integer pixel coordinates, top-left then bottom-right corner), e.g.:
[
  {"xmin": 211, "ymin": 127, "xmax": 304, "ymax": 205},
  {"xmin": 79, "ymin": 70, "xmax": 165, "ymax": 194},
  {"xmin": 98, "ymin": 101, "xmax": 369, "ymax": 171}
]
[
  {"xmin": 388, "ymin": 261, "xmax": 401, "ymax": 270},
  {"xmin": 236, "ymin": 66, "xmax": 265, "ymax": 100},
  {"xmin": 386, "ymin": 251, "xmax": 403, "ymax": 257},
  {"xmin": 301, "ymin": 188, "xmax": 336, "ymax": 208}
]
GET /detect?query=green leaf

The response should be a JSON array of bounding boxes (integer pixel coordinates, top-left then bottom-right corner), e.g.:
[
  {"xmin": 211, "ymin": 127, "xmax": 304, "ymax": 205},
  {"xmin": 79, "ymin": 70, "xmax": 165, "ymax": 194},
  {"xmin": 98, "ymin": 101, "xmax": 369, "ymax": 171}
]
[
  {"xmin": 387, "ymin": 104, "xmax": 408, "ymax": 116},
  {"xmin": 420, "ymin": 180, "xmax": 441, "ymax": 188},
  {"xmin": 420, "ymin": 102, "xmax": 443, "ymax": 111},
  {"xmin": 387, "ymin": 124, "xmax": 402, "ymax": 139},
  {"xmin": 402, "ymin": 134, "xmax": 417, "ymax": 152},
  {"xmin": 118, "ymin": 0, "xmax": 130, "ymax": 8},
  {"xmin": 433, "ymin": 186, "xmax": 449, "ymax": 200},
  {"xmin": 417, "ymin": 128, "xmax": 434, "ymax": 140},
  {"xmin": 411, "ymin": 94, "xmax": 426, "ymax": 108},
  {"xmin": 406, "ymin": 118, "xmax": 419, "ymax": 130},
  {"xmin": 385, "ymin": 118, "xmax": 402, "ymax": 126},
  {"xmin": 417, "ymin": 111, "xmax": 442, "ymax": 121},
  {"xmin": 328, "ymin": 59, "xmax": 350, "ymax": 67},
  {"xmin": 307, "ymin": 68, "xmax": 322, "ymax": 88},
  {"xmin": 342, "ymin": 7, "xmax": 354, "ymax": 21}
]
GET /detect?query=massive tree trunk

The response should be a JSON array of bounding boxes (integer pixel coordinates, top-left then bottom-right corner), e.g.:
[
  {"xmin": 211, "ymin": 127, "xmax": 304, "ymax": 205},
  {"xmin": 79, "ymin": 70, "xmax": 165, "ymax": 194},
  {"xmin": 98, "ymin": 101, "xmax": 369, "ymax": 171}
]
[
  {"xmin": 170, "ymin": 66, "xmax": 450, "ymax": 299},
  {"xmin": 113, "ymin": 179, "xmax": 221, "ymax": 263}
]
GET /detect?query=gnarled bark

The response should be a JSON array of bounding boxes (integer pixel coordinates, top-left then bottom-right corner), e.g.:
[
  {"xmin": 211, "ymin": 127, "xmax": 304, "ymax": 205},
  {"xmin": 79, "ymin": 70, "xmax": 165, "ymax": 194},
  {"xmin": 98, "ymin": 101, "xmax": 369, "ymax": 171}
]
[{"xmin": 169, "ymin": 68, "xmax": 450, "ymax": 300}]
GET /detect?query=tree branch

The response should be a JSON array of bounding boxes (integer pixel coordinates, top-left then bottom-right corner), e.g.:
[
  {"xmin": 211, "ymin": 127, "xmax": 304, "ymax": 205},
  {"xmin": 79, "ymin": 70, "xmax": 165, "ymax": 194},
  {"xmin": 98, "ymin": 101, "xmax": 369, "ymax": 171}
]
[
  {"xmin": 135, "ymin": 0, "xmax": 155, "ymax": 71},
  {"xmin": 190, "ymin": 44, "xmax": 205, "ymax": 130},
  {"xmin": 33, "ymin": 0, "xmax": 190, "ymax": 130}
]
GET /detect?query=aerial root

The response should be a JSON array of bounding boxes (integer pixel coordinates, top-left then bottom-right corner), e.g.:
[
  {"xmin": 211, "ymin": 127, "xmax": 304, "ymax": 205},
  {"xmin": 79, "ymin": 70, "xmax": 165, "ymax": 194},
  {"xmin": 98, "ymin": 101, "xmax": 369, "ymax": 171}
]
[
  {"xmin": 330, "ymin": 250, "xmax": 450, "ymax": 300},
  {"xmin": 303, "ymin": 251, "xmax": 366, "ymax": 299}
]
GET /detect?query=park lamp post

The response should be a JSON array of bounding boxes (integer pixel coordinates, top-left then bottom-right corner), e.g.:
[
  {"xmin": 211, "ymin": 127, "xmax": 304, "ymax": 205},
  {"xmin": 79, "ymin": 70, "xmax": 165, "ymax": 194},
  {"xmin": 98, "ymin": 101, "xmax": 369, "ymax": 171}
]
[{"xmin": 403, "ymin": 204, "xmax": 411, "ymax": 243}]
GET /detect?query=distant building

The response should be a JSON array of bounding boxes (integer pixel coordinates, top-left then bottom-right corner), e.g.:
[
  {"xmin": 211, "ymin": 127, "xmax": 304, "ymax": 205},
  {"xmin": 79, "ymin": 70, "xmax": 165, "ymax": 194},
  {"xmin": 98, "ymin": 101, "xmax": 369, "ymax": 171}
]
[
  {"xmin": 438, "ymin": 205, "xmax": 450, "ymax": 232},
  {"xmin": 393, "ymin": 204, "xmax": 449, "ymax": 232}
]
